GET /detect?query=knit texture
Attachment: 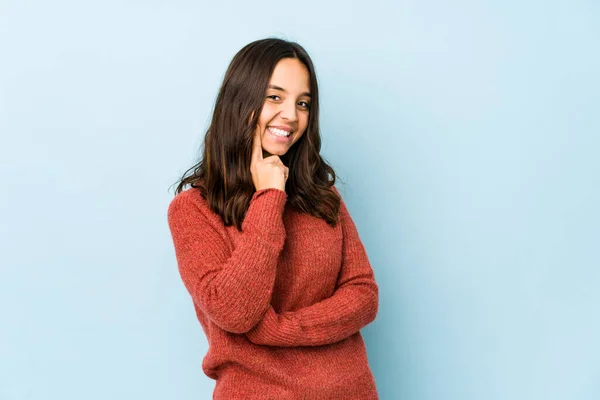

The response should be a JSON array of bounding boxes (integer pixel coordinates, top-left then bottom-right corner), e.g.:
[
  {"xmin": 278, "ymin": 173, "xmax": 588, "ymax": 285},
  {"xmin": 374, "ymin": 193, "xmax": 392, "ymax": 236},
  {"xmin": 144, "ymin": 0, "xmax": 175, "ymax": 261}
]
[{"xmin": 167, "ymin": 185, "xmax": 379, "ymax": 399}]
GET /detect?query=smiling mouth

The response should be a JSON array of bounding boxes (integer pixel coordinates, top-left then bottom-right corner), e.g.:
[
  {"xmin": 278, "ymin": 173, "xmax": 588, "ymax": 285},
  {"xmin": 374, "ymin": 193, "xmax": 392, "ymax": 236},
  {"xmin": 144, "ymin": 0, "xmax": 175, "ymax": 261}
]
[{"xmin": 267, "ymin": 127, "xmax": 292, "ymax": 137}]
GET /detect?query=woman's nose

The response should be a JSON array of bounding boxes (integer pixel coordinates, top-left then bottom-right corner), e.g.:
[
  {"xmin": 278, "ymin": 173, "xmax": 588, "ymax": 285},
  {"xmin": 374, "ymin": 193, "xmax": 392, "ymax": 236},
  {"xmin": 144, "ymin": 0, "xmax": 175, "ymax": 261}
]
[{"xmin": 279, "ymin": 100, "xmax": 298, "ymax": 121}]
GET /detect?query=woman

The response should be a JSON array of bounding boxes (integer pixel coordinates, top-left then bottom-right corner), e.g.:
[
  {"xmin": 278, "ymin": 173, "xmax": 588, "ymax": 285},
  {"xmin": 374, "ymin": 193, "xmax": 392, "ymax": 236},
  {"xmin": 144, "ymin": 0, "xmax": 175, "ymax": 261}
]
[{"xmin": 167, "ymin": 38, "xmax": 380, "ymax": 399}]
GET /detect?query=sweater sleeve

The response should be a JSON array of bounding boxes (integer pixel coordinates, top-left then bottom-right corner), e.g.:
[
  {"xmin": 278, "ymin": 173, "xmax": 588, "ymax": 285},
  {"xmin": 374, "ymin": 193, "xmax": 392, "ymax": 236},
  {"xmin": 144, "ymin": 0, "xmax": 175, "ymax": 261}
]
[
  {"xmin": 245, "ymin": 186, "xmax": 379, "ymax": 347},
  {"xmin": 167, "ymin": 188, "xmax": 288, "ymax": 334}
]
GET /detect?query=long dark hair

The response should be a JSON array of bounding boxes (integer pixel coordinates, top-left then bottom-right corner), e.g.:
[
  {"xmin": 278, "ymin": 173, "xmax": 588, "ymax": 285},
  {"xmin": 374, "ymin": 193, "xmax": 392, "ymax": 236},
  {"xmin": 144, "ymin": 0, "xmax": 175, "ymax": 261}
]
[{"xmin": 171, "ymin": 37, "xmax": 343, "ymax": 230}]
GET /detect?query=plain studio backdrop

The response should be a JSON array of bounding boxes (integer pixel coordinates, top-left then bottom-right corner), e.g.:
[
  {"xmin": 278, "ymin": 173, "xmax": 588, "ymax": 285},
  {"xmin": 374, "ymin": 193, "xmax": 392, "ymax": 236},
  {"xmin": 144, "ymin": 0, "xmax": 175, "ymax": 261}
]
[{"xmin": 1, "ymin": 1, "xmax": 598, "ymax": 399}]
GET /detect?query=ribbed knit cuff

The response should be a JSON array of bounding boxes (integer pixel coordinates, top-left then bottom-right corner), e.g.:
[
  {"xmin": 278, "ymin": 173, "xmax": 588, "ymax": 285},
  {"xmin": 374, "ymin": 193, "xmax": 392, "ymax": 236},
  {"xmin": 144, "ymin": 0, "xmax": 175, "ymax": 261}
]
[
  {"xmin": 242, "ymin": 188, "xmax": 287, "ymax": 247},
  {"xmin": 246, "ymin": 307, "xmax": 301, "ymax": 346}
]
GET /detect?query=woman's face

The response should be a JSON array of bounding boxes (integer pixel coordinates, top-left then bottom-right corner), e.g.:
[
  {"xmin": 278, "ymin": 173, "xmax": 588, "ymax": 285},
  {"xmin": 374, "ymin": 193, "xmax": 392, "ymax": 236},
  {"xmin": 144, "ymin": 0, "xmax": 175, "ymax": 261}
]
[{"xmin": 256, "ymin": 58, "xmax": 311, "ymax": 158}]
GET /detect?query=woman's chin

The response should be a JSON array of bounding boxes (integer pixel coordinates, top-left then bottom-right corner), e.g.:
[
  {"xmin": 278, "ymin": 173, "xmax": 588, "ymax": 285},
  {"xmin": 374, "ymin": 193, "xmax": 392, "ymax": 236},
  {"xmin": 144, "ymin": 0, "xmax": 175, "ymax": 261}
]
[{"xmin": 262, "ymin": 145, "xmax": 288, "ymax": 158}]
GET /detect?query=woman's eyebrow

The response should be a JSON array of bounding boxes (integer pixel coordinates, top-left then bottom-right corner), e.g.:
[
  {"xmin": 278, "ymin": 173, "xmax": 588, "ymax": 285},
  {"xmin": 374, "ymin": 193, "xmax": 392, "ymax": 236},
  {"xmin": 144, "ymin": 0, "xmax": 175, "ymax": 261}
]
[{"xmin": 268, "ymin": 84, "xmax": 311, "ymax": 98}]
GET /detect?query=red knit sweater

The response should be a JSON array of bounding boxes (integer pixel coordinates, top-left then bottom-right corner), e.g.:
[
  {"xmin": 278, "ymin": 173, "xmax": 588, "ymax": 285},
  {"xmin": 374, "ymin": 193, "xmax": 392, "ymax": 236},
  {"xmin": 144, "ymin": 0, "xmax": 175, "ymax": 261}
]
[{"xmin": 167, "ymin": 185, "xmax": 380, "ymax": 399}]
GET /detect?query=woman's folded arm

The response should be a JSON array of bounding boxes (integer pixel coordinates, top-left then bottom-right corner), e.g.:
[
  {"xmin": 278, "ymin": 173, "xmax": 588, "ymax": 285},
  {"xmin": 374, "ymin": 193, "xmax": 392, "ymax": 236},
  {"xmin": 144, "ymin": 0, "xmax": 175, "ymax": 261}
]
[{"xmin": 245, "ymin": 187, "xmax": 379, "ymax": 346}]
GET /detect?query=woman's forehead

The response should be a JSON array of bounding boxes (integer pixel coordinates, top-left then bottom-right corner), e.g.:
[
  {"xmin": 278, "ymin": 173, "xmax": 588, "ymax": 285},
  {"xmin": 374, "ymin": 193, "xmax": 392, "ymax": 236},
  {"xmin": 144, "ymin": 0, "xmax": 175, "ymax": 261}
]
[{"xmin": 269, "ymin": 59, "xmax": 310, "ymax": 95}]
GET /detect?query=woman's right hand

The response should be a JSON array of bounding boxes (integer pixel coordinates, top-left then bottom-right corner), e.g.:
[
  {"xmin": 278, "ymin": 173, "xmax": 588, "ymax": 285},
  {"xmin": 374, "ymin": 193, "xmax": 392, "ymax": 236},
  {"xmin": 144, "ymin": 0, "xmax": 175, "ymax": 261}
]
[{"xmin": 250, "ymin": 126, "xmax": 289, "ymax": 192}]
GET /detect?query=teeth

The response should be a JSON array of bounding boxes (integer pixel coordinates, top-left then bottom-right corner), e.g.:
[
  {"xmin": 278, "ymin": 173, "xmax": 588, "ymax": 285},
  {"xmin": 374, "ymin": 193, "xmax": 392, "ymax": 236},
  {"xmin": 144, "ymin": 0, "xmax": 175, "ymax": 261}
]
[{"xmin": 268, "ymin": 127, "xmax": 291, "ymax": 137}]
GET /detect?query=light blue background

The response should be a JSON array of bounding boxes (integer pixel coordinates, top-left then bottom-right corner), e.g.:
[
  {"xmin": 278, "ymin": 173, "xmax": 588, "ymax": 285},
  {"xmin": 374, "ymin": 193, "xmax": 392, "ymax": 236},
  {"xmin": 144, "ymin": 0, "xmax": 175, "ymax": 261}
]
[{"xmin": 1, "ymin": 1, "xmax": 599, "ymax": 399}]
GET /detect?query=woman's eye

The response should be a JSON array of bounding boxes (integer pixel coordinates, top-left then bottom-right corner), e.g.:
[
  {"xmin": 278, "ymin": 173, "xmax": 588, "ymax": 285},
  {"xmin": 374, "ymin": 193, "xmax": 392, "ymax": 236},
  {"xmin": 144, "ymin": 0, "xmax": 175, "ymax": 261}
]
[{"xmin": 267, "ymin": 95, "xmax": 309, "ymax": 109}]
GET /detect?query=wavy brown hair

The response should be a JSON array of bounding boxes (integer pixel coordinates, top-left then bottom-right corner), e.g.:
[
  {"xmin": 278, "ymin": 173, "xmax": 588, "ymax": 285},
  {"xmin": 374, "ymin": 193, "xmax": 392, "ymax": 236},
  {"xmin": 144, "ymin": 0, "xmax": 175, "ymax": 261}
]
[{"xmin": 171, "ymin": 37, "xmax": 343, "ymax": 230}]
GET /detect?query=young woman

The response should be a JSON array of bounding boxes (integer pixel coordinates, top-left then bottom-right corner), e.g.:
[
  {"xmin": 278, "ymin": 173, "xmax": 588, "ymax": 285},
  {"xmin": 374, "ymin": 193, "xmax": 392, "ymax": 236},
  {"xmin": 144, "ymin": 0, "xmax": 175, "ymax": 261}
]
[{"xmin": 167, "ymin": 38, "xmax": 380, "ymax": 399}]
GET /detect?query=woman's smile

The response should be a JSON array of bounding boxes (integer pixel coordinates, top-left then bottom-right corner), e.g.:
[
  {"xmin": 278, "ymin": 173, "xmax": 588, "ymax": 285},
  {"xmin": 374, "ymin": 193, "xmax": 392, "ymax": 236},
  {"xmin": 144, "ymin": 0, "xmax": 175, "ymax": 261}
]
[{"xmin": 266, "ymin": 126, "xmax": 293, "ymax": 142}]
